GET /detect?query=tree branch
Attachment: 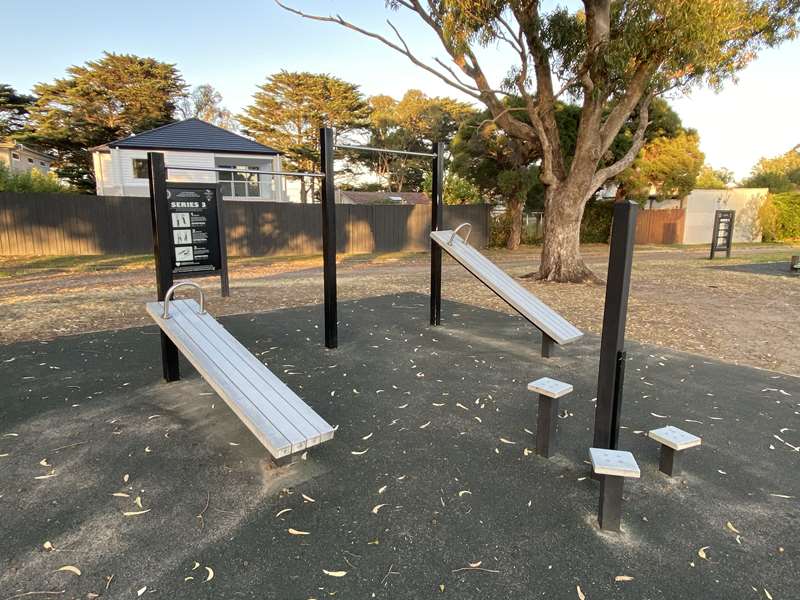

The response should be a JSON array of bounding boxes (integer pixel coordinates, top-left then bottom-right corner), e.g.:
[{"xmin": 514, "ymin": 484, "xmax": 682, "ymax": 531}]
[
  {"xmin": 587, "ymin": 93, "xmax": 653, "ymax": 200},
  {"xmin": 274, "ymin": 1, "xmax": 482, "ymax": 100}
]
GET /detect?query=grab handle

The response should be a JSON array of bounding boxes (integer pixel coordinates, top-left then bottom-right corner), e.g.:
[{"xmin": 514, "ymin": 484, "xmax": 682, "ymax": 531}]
[
  {"xmin": 162, "ymin": 281, "xmax": 206, "ymax": 319},
  {"xmin": 448, "ymin": 222, "xmax": 472, "ymax": 245}
]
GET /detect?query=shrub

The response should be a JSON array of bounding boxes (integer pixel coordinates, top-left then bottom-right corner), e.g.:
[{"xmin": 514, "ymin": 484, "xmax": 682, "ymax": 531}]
[
  {"xmin": 762, "ymin": 192, "xmax": 800, "ymax": 240},
  {"xmin": 580, "ymin": 200, "xmax": 614, "ymax": 243},
  {"xmin": 488, "ymin": 211, "xmax": 512, "ymax": 247},
  {"xmin": 0, "ymin": 163, "xmax": 71, "ymax": 193}
]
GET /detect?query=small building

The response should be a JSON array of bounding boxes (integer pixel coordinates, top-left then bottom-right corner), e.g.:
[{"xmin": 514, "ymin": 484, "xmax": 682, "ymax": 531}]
[
  {"xmin": 0, "ymin": 140, "xmax": 53, "ymax": 174},
  {"xmin": 91, "ymin": 119, "xmax": 287, "ymax": 201},
  {"xmin": 648, "ymin": 188, "xmax": 768, "ymax": 244},
  {"xmin": 338, "ymin": 191, "xmax": 430, "ymax": 205}
]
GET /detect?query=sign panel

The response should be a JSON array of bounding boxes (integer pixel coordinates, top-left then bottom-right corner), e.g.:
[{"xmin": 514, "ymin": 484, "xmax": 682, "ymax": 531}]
[
  {"xmin": 165, "ymin": 183, "xmax": 222, "ymax": 274},
  {"xmin": 710, "ymin": 209, "xmax": 735, "ymax": 259}
]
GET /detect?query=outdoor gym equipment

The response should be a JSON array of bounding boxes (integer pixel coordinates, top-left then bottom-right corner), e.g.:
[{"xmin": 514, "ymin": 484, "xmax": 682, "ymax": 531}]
[
  {"xmin": 146, "ymin": 281, "xmax": 334, "ymax": 462},
  {"xmin": 648, "ymin": 426, "xmax": 702, "ymax": 477},
  {"xmin": 527, "ymin": 376, "xmax": 573, "ymax": 458},
  {"xmin": 431, "ymin": 226, "xmax": 583, "ymax": 356},
  {"xmin": 589, "ymin": 447, "xmax": 641, "ymax": 532},
  {"xmin": 145, "ymin": 129, "xmax": 337, "ymax": 462}
]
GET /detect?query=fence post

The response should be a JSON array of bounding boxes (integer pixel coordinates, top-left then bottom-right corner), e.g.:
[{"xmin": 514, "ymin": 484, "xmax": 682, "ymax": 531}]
[
  {"xmin": 319, "ymin": 127, "xmax": 338, "ymax": 349},
  {"xmin": 592, "ymin": 200, "xmax": 638, "ymax": 451},
  {"xmin": 147, "ymin": 151, "xmax": 180, "ymax": 382},
  {"xmin": 430, "ymin": 141, "xmax": 444, "ymax": 326}
]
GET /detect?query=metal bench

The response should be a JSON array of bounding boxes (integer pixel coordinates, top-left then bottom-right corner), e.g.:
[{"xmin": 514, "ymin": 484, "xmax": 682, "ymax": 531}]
[
  {"xmin": 431, "ymin": 225, "xmax": 583, "ymax": 357},
  {"xmin": 146, "ymin": 282, "xmax": 334, "ymax": 463}
]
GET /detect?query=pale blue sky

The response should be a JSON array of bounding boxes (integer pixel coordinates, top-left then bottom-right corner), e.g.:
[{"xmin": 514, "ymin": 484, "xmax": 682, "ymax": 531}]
[{"xmin": 3, "ymin": 0, "xmax": 799, "ymax": 178}]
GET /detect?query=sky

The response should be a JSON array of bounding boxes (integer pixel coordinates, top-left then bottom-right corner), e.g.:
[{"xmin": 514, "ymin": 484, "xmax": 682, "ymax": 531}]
[{"xmin": 2, "ymin": 0, "xmax": 799, "ymax": 179}]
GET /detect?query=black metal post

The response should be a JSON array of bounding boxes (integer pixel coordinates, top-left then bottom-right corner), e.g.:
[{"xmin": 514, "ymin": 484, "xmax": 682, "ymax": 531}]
[
  {"xmin": 598, "ymin": 475, "xmax": 624, "ymax": 531},
  {"xmin": 659, "ymin": 446, "xmax": 677, "ymax": 476},
  {"xmin": 148, "ymin": 152, "xmax": 180, "ymax": 382},
  {"xmin": 536, "ymin": 394, "xmax": 559, "ymax": 458},
  {"xmin": 319, "ymin": 127, "xmax": 338, "ymax": 349},
  {"xmin": 541, "ymin": 335, "xmax": 554, "ymax": 358},
  {"xmin": 216, "ymin": 185, "xmax": 230, "ymax": 298},
  {"xmin": 430, "ymin": 142, "xmax": 444, "ymax": 326},
  {"xmin": 592, "ymin": 200, "xmax": 638, "ymax": 450}
]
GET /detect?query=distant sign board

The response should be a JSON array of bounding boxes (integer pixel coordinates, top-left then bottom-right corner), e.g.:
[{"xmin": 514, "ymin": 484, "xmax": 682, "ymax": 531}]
[
  {"xmin": 165, "ymin": 183, "xmax": 223, "ymax": 275},
  {"xmin": 709, "ymin": 209, "xmax": 735, "ymax": 259}
]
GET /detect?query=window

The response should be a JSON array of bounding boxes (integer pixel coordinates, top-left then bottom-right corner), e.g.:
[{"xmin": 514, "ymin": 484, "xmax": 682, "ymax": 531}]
[
  {"xmin": 40, "ymin": 161, "xmax": 47, "ymax": 167},
  {"xmin": 11, "ymin": 152, "xmax": 19, "ymax": 161},
  {"xmin": 218, "ymin": 165, "xmax": 263, "ymax": 198},
  {"xmin": 27, "ymin": 158, "xmax": 34, "ymax": 164},
  {"xmin": 132, "ymin": 158, "xmax": 149, "ymax": 179}
]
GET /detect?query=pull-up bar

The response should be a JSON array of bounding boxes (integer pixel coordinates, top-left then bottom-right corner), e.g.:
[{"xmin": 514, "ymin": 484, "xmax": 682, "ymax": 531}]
[
  {"xmin": 335, "ymin": 144, "xmax": 436, "ymax": 158},
  {"xmin": 164, "ymin": 166, "xmax": 326, "ymax": 179}
]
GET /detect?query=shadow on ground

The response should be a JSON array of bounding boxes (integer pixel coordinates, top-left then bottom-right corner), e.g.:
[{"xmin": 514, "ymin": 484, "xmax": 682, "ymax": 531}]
[
  {"xmin": 1, "ymin": 293, "xmax": 798, "ymax": 599},
  {"xmin": 709, "ymin": 260, "xmax": 800, "ymax": 278}
]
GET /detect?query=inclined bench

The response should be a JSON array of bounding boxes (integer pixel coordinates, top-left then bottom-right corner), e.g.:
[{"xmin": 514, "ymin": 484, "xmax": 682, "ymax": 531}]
[{"xmin": 146, "ymin": 282, "xmax": 334, "ymax": 463}]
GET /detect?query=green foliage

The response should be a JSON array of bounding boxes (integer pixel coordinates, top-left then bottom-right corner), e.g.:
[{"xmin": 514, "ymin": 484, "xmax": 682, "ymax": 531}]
[
  {"xmin": 22, "ymin": 52, "xmax": 186, "ymax": 192},
  {"xmin": 1, "ymin": 83, "xmax": 34, "ymax": 137},
  {"xmin": 743, "ymin": 145, "xmax": 800, "ymax": 192},
  {"xmin": 239, "ymin": 71, "xmax": 369, "ymax": 200},
  {"xmin": 696, "ymin": 164, "xmax": 735, "ymax": 189},
  {"xmin": 618, "ymin": 132, "xmax": 704, "ymax": 202},
  {"xmin": 580, "ymin": 201, "xmax": 614, "ymax": 243},
  {"xmin": 423, "ymin": 170, "xmax": 481, "ymax": 205},
  {"xmin": 0, "ymin": 162, "xmax": 70, "ymax": 193},
  {"xmin": 760, "ymin": 192, "xmax": 800, "ymax": 240},
  {"xmin": 488, "ymin": 211, "xmax": 542, "ymax": 248},
  {"xmin": 355, "ymin": 90, "xmax": 475, "ymax": 191}
]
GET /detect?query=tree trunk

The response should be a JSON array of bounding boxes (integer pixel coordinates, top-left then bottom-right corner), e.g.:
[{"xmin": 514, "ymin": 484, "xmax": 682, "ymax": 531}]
[
  {"xmin": 506, "ymin": 195, "xmax": 524, "ymax": 250},
  {"xmin": 534, "ymin": 185, "xmax": 598, "ymax": 283},
  {"xmin": 300, "ymin": 177, "xmax": 308, "ymax": 203}
]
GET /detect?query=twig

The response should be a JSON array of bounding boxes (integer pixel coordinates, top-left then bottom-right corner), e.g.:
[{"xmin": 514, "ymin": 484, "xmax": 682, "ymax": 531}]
[
  {"xmin": 196, "ymin": 490, "xmax": 210, "ymax": 529},
  {"xmin": 2, "ymin": 591, "xmax": 65, "ymax": 600},
  {"xmin": 451, "ymin": 567, "xmax": 501, "ymax": 573},
  {"xmin": 47, "ymin": 441, "xmax": 87, "ymax": 454},
  {"xmin": 381, "ymin": 563, "xmax": 400, "ymax": 585}
]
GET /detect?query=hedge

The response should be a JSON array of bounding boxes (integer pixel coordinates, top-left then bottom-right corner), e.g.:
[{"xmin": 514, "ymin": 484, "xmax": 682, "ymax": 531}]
[{"xmin": 759, "ymin": 192, "xmax": 800, "ymax": 241}]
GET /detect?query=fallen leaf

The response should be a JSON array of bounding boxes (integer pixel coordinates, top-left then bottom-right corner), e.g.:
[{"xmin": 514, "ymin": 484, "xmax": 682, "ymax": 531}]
[
  {"xmin": 39, "ymin": 458, "xmax": 50, "ymax": 467},
  {"xmin": 323, "ymin": 569, "xmax": 347, "ymax": 577},
  {"xmin": 288, "ymin": 528, "xmax": 310, "ymax": 535},
  {"xmin": 302, "ymin": 493, "xmax": 316, "ymax": 503},
  {"xmin": 362, "ymin": 432, "xmax": 373, "ymax": 441},
  {"xmin": 43, "ymin": 541, "xmax": 54, "ymax": 551},
  {"xmin": 458, "ymin": 490, "xmax": 472, "ymax": 497},
  {"xmin": 576, "ymin": 584, "xmax": 586, "ymax": 600},
  {"xmin": 184, "ymin": 576, "xmax": 194, "ymax": 582},
  {"xmin": 123, "ymin": 509, "xmax": 151, "ymax": 516},
  {"xmin": 351, "ymin": 449, "xmax": 369, "ymax": 456},
  {"xmin": 275, "ymin": 508, "xmax": 292, "ymax": 518},
  {"xmin": 725, "ymin": 521, "xmax": 740, "ymax": 534},
  {"xmin": 111, "ymin": 492, "xmax": 130, "ymax": 498},
  {"xmin": 137, "ymin": 586, "xmax": 147, "ymax": 596},
  {"xmin": 698, "ymin": 546, "xmax": 710, "ymax": 560},
  {"xmin": 192, "ymin": 562, "xmax": 200, "ymax": 571},
  {"xmin": 499, "ymin": 438, "xmax": 516, "ymax": 445},
  {"xmin": 615, "ymin": 575, "xmax": 634, "ymax": 582},
  {"xmin": 34, "ymin": 471, "xmax": 57, "ymax": 480},
  {"xmin": 123, "ymin": 474, "xmax": 130, "ymax": 483},
  {"xmin": 469, "ymin": 561, "xmax": 482, "ymax": 568},
  {"xmin": 372, "ymin": 504, "xmax": 388, "ymax": 514},
  {"xmin": 419, "ymin": 421, "xmax": 431, "ymax": 429},
  {"xmin": 765, "ymin": 589, "xmax": 773, "ymax": 600},
  {"xmin": 378, "ymin": 485, "xmax": 387, "ymax": 494},
  {"xmin": 205, "ymin": 567, "xmax": 214, "ymax": 582},
  {"xmin": 56, "ymin": 565, "xmax": 81, "ymax": 576}
]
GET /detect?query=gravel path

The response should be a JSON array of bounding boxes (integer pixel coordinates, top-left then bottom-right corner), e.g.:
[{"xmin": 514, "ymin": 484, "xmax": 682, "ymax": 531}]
[{"xmin": 1, "ymin": 244, "xmax": 798, "ymax": 374}]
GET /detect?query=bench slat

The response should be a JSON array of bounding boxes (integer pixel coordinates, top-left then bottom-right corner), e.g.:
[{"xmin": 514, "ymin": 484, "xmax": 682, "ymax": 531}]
[
  {"xmin": 431, "ymin": 231, "xmax": 583, "ymax": 344},
  {"xmin": 163, "ymin": 302, "xmax": 319, "ymax": 451},
  {"xmin": 171, "ymin": 300, "xmax": 333, "ymax": 444},
  {"xmin": 146, "ymin": 300, "xmax": 334, "ymax": 458}
]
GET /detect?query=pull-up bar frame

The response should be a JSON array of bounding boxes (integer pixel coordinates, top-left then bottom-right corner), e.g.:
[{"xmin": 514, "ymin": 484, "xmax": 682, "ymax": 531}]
[{"xmin": 335, "ymin": 144, "xmax": 436, "ymax": 158}]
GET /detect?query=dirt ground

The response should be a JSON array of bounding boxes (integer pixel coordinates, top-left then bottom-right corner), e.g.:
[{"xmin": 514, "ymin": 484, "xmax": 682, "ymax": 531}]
[{"xmin": 1, "ymin": 243, "xmax": 799, "ymax": 374}]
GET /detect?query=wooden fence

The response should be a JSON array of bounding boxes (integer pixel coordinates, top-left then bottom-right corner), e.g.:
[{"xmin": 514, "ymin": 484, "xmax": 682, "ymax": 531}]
[
  {"xmin": 0, "ymin": 192, "xmax": 490, "ymax": 257},
  {"xmin": 635, "ymin": 208, "xmax": 685, "ymax": 244}
]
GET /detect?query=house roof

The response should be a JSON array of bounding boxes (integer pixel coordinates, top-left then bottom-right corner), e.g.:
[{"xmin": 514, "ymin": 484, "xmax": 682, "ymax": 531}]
[
  {"xmin": 96, "ymin": 118, "xmax": 281, "ymax": 155},
  {"xmin": 0, "ymin": 140, "xmax": 53, "ymax": 160},
  {"xmin": 341, "ymin": 191, "xmax": 431, "ymax": 205}
]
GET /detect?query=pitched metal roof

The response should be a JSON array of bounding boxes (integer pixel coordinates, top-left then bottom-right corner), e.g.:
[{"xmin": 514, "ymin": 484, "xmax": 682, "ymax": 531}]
[
  {"xmin": 340, "ymin": 191, "xmax": 431, "ymax": 205},
  {"xmin": 102, "ymin": 118, "xmax": 280, "ymax": 155}
]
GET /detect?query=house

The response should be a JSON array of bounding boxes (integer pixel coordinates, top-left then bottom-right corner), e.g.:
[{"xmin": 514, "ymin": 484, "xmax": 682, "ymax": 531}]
[
  {"xmin": 0, "ymin": 140, "xmax": 53, "ymax": 174},
  {"xmin": 91, "ymin": 119, "xmax": 287, "ymax": 201},
  {"xmin": 338, "ymin": 190, "xmax": 430, "ymax": 205}
]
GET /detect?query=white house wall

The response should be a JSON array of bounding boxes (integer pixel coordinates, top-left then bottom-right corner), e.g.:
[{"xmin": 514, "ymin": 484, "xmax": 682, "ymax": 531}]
[
  {"xmin": 94, "ymin": 149, "xmax": 284, "ymax": 201},
  {"xmin": 682, "ymin": 188, "xmax": 768, "ymax": 244}
]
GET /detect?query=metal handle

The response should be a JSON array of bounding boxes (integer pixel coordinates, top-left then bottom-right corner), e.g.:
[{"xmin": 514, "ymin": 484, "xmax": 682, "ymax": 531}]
[
  {"xmin": 162, "ymin": 281, "xmax": 206, "ymax": 319},
  {"xmin": 448, "ymin": 223, "xmax": 472, "ymax": 245}
]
